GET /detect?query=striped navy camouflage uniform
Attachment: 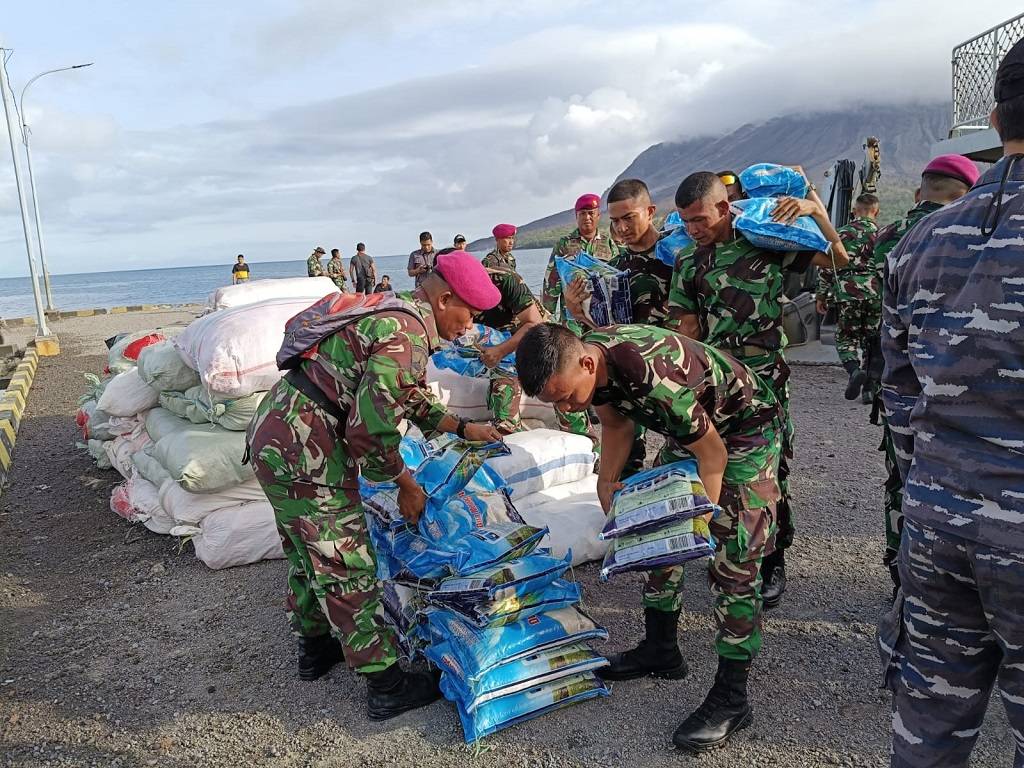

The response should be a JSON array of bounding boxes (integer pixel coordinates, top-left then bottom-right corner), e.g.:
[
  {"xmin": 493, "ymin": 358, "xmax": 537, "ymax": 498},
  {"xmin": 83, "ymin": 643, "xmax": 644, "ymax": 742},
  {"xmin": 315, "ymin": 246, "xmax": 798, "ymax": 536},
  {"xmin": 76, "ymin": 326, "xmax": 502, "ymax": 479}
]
[{"xmin": 878, "ymin": 154, "xmax": 1024, "ymax": 768}]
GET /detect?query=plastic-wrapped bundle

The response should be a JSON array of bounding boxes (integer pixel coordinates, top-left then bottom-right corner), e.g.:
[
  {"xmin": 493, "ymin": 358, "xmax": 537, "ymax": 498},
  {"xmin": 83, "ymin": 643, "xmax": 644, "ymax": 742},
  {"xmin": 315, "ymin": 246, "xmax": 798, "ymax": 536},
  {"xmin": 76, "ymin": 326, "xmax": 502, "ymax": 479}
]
[
  {"xmin": 429, "ymin": 578, "xmax": 581, "ymax": 629},
  {"xmin": 158, "ymin": 386, "xmax": 265, "ymax": 431},
  {"xmin": 731, "ymin": 197, "xmax": 828, "ymax": 253},
  {"xmin": 599, "ymin": 517, "xmax": 714, "ymax": 581},
  {"xmin": 600, "ymin": 460, "xmax": 719, "ymax": 540},
  {"xmin": 656, "ymin": 221, "xmax": 695, "ymax": 266},
  {"xmin": 420, "ymin": 605, "xmax": 608, "ymax": 682},
  {"xmin": 366, "ymin": 515, "xmax": 458, "ymax": 582},
  {"xmin": 739, "ymin": 163, "xmax": 808, "ymax": 199},
  {"xmin": 432, "ymin": 324, "xmax": 516, "ymax": 378},
  {"xmin": 430, "ymin": 641, "xmax": 608, "ymax": 714},
  {"xmin": 416, "ymin": 439, "xmax": 510, "ymax": 499},
  {"xmin": 450, "ymin": 522, "xmax": 547, "ymax": 575},
  {"xmin": 420, "ymin": 490, "xmax": 521, "ymax": 542},
  {"xmin": 107, "ymin": 331, "xmax": 166, "ymax": 375},
  {"xmin": 136, "ymin": 341, "xmax": 201, "ymax": 393},
  {"xmin": 554, "ymin": 252, "xmax": 632, "ymax": 326},
  {"xmin": 451, "ymin": 672, "xmax": 609, "ymax": 742},
  {"xmin": 427, "ymin": 553, "xmax": 570, "ymax": 611}
]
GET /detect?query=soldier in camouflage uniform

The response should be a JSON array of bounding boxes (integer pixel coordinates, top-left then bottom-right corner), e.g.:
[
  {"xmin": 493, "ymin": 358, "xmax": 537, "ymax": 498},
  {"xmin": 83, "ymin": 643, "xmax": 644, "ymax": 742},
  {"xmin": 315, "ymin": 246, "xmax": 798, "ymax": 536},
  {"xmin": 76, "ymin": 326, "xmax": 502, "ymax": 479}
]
[
  {"xmin": 482, "ymin": 223, "xmax": 518, "ymax": 270},
  {"xmin": 306, "ymin": 246, "xmax": 326, "ymax": 277},
  {"xmin": 814, "ymin": 194, "xmax": 880, "ymax": 401},
  {"xmin": 869, "ymin": 155, "xmax": 978, "ymax": 596},
  {"xmin": 877, "ymin": 60, "xmax": 1021, "ymax": 766},
  {"xmin": 517, "ymin": 322, "xmax": 783, "ymax": 753},
  {"xmin": 325, "ymin": 248, "xmax": 348, "ymax": 292},
  {"xmin": 246, "ymin": 251, "xmax": 503, "ymax": 720},
  {"xmin": 477, "ymin": 264, "xmax": 595, "ymax": 443},
  {"xmin": 666, "ymin": 171, "xmax": 849, "ymax": 609},
  {"xmin": 541, "ymin": 193, "xmax": 620, "ymax": 334}
]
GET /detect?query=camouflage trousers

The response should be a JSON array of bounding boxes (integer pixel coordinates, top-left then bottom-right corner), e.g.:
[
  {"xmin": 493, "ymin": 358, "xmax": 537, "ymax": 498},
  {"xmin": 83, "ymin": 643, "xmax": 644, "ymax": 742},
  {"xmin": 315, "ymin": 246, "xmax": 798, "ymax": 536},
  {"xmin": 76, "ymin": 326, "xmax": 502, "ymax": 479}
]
[
  {"xmin": 747, "ymin": 351, "xmax": 794, "ymax": 551},
  {"xmin": 247, "ymin": 387, "xmax": 397, "ymax": 674},
  {"xmin": 878, "ymin": 519, "xmax": 1024, "ymax": 767},
  {"xmin": 488, "ymin": 367, "xmax": 597, "ymax": 446},
  {"xmin": 642, "ymin": 434, "xmax": 781, "ymax": 662},
  {"xmin": 834, "ymin": 298, "xmax": 881, "ymax": 367},
  {"xmin": 880, "ymin": 421, "xmax": 904, "ymax": 570}
]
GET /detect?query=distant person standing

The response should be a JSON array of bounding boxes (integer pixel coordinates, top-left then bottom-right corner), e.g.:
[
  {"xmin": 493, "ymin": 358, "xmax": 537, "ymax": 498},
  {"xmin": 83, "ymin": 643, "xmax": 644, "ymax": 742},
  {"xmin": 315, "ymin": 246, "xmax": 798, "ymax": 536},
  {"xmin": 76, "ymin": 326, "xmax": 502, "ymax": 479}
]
[
  {"xmin": 307, "ymin": 246, "xmax": 326, "ymax": 277},
  {"xmin": 326, "ymin": 249, "xmax": 349, "ymax": 292},
  {"xmin": 374, "ymin": 275, "xmax": 391, "ymax": 293},
  {"xmin": 437, "ymin": 234, "xmax": 468, "ymax": 256},
  {"xmin": 407, "ymin": 232, "xmax": 437, "ymax": 287},
  {"xmin": 231, "ymin": 254, "xmax": 250, "ymax": 284},
  {"xmin": 350, "ymin": 243, "xmax": 376, "ymax": 294},
  {"xmin": 483, "ymin": 224, "xmax": 517, "ymax": 270}
]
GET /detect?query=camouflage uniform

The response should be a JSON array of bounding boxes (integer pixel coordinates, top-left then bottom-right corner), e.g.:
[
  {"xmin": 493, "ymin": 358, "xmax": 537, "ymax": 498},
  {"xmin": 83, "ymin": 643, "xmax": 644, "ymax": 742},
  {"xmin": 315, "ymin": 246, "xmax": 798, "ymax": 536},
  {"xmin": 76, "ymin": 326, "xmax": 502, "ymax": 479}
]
[
  {"xmin": 815, "ymin": 216, "xmax": 879, "ymax": 366},
  {"xmin": 325, "ymin": 257, "xmax": 348, "ymax": 291},
  {"xmin": 869, "ymin": 201, "xmax": 944, "ymax": 571},
  {"xmin": 246, "ymin": 291, "xmax": 448, "ymax": 674},
  {"xmin": 878, "ymin": 156, "xmax": 1024, "ymax": 768},
  {"xmin": 307, "ymin": 253, "xmax": 325, "ymax": 277},
  {"xmin": 586, "ymin": 325, "xmax": 782, "ymax": 661},
  {"xmin": 667, "ymin": 233, "xmax": 816, "ymax": 553},
  {"xmin": 541, "ymin": 228, "xmax": 619, "ymax": 334},
  {"xmin": 482, "ymin": 248, "xmax": 517, "ymax": 271},
  {"xmin": 477, "ymin": 268, "xmax": 595, "ymax": 443}
]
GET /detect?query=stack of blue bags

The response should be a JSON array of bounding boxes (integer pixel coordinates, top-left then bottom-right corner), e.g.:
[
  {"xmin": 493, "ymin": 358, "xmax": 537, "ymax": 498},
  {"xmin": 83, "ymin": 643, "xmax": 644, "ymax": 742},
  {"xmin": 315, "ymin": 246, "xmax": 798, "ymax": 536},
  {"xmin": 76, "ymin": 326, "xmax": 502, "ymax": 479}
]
[
  {"xmin": 554, "ymin": 252, "xmax": 632, "ymax": 326},
  {"xmin": 431, "ymin": 324, "xmax": 517, "ymax": 379},
  {"xmin": 732, "ymin": 163, "xmax": 829, "ymax": 252},
  {"xmin": 363, "ymin": 435, "xmax": 610, "ymax": 742}
]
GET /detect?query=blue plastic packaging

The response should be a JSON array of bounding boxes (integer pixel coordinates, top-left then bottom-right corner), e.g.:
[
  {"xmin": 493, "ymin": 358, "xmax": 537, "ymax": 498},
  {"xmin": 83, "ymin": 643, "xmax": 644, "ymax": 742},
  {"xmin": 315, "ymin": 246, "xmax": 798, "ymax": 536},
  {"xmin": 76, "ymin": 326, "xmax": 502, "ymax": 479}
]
[
  {"xmin": 731, "ymin": 197, "xmax": 829, "ymax": 253},
  {"xmin": 655, "ymin": 224, "xmax": 695, "ymax": 266},
  {"xmin": 450, "ymin": 522, "xmax": 548, "ymax": 575},
  {"xmin": 601, "ymin": 460, "xmax": 719, "ymax": 539},
  {"xmin": 428, "ymin": 578, "xmax": 581, "ymax": 628},
  {"xmin": 432, "ymin": 324, "xmax": 516, "ymax": 378},
  {"xmin": 554, "ymin": 252, "xmax": 632, "ymax": 326},
  {"xmin": 739, "ymin": 163, "xmax": 808, "ymax": 199}
]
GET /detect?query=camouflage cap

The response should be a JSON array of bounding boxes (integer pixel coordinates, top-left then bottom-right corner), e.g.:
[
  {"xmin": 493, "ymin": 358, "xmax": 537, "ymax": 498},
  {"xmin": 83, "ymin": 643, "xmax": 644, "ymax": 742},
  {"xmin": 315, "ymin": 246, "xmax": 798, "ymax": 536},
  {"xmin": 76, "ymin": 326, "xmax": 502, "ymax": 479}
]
[{"xmin": 314, "ymin": 246, "xmax": 326, "ymax": 254}]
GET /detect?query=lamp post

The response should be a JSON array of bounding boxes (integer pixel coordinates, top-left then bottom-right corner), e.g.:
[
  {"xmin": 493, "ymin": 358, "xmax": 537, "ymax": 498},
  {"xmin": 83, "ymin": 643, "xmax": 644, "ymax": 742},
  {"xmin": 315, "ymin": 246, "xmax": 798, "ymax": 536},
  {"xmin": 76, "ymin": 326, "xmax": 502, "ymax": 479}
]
[
  {"xmin": 0, "ymin": 48, "xmax": 48, "ymax": 336},
  {"xmin": 20, "ymin": 62, "xmax": 93, "ymax": 311}
]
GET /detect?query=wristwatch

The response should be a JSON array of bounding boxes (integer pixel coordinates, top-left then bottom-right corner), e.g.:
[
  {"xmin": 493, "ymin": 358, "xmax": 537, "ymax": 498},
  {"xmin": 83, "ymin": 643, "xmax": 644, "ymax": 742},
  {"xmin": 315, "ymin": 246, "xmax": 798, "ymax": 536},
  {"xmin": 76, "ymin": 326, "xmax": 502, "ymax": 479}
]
[{"xmin": 455, "ymin": 417, "xmax": 469, "ymax": 439}]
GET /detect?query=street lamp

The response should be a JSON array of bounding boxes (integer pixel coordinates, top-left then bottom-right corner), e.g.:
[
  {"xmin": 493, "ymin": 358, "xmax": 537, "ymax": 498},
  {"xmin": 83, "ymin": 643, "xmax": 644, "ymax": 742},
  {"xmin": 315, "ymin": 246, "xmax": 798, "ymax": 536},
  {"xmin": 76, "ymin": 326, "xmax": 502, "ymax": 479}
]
[{"xmin": 20, "ymin": 62, "xmax": 93, "ymax": 311}]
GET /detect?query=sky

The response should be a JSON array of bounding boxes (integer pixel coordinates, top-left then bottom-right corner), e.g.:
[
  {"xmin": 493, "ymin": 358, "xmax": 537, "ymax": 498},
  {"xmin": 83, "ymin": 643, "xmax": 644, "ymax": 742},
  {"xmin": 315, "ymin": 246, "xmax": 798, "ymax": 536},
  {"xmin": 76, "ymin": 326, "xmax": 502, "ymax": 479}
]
[{"xmin": 0, "ymin": 0, "xmax": 1021, "ymax": 277}]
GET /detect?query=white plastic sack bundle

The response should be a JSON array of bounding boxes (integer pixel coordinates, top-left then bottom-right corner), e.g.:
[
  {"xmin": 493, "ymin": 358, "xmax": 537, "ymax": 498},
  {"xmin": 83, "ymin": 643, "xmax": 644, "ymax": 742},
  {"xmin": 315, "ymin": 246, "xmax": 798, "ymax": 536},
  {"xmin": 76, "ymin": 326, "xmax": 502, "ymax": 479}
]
[
  {"xmin": 486, "ymin": 430, "xmax": 596, "ymax": 500},
  {"xmin": 144, "ymin": 407, "xmax": 191, "ymax": 442},
  {"xmin": 207, "ymin": 277, "xmax": 336, "ymax": 311},
  {"xmin": 158, "ymin": 386, "xmax": 264, "ymax": 431},
  {"xmin": 516, "ymin": 475, "xmax": 606, "ymax": 566},
  {"xmin": 107, "ymin": 331, "xmax": 166, "ymax": 375},
  {"xmin": 173, "ymin": 296, "xmax": 322, "ymax": 397},
  {"xmin": 148, "ymin": 423, "xmax": 253, "ymax": 493},
  {"xmin": 160, "ymin": 479, "xmax": 267, "ymax": 525},
  {"xmin": 96, "ymin": 367, "xmax": 160, "ymax": 417},
  {"xmin": 109, "ymin": 474, "xmax": 175, "ymax": 533},
  {"xmin": 84, "ymin": 438, "xmax": 113, "ymax": 470},
  {"xmin": 136, "ymin": 341, "xmax": 201, "ymax": 393},
  {"xmin": 171, "ymin": 501, "xmax": 284, "ymax": 569},
  {"xmin": 104, "ymin": 431, "xmax": 153, "ymax": 479},
  {"xmin": 132, "ymin": 449, "xmax": 172, "ymax": 487},
  {"xmin": 427, "ymin": 361, "xmax": 557, "ymax": 427}
]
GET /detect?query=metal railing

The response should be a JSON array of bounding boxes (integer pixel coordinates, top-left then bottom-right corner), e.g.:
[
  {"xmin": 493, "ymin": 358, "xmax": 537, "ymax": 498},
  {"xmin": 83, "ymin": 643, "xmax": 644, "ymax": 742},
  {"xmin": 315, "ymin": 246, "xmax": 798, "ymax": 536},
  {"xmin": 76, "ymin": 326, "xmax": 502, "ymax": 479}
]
[{"xmin": 951, "ymin": 11, "xmax": 1024, "ymax": 135}]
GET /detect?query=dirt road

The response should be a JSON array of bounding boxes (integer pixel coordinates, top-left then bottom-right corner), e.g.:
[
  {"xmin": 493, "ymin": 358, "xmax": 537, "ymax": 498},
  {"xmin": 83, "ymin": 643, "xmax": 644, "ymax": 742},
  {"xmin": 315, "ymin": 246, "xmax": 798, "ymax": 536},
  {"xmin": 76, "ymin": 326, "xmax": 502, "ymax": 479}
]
[{"xmin": 0, "ymin": 311, "xmax": 1014, "ymax": 767}]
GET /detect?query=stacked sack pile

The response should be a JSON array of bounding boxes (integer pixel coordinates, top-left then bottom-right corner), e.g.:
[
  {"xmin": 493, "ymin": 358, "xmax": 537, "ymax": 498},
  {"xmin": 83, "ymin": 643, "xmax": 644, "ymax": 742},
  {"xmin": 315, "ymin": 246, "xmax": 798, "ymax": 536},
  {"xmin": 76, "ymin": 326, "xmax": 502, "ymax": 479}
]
[
  {"xmin": 77, "ymin": 279, "xmax": 338, "ymax": 570},
  {"xmin": 362, "ymin": 434, "xmax": 610, "ymax": 742}
]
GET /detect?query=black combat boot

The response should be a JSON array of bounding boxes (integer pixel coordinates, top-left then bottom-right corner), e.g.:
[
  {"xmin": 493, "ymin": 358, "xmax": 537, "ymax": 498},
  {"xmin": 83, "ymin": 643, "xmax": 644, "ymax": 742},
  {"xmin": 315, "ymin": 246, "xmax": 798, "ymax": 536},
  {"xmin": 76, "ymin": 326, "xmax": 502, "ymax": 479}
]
[
  {"xmin": 365, "ymin": 663, "xmax": 441, "ymax": 721},
  {"xmin": 599, "ymin": 608, "xmax": 688, "ymax": 681},
  {"xmin": 761, "ymin": 548, "xmax": 787, "ymax": 610},
  {"xmin": 843, "ymin": 360, "xmax": 866, "ymax": 401},
  {"xmin": 673, "ymin": 657, "xmax": 754, "ymax": 753},
  {"xmin": 297, "ymin": 634, "xmax": 345, "ymax": 681}
]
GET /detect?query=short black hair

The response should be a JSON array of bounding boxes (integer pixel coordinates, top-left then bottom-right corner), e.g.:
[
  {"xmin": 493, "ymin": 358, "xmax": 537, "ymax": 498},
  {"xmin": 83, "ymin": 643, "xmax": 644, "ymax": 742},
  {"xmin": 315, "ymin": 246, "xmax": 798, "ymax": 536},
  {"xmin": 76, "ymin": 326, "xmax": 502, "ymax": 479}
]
[
  {"xmin": 517, "ymin": 324, "xmax": 582, "ymax": 397},
  {"xmin": 607, "ymin": 178, "xmax": 651, "ymax": 205},
  {"xmin": 237, "ymin": 254, "xmax": 244, "ymax": 259},
  {"xmin": 995, "ymin": 94, "xmax": 1024, "ymax": 143},
  {"xmin": 381, "ymin": 274, "xmax": 390, "ymax": 280},
  {"xmin": 855, "ymin": 193, "xmax": 880, "ymax": 208},
  {"xmin": 357, "ymin": 242, "xmax": 365, "ymax": 251},
  {"xmin": 921, "ymin": 172, "xmax": 970, "ymax": 199},
  {"xmin": 675, "ymin": 172, "xmax": 723, "ymax": 209},
  {"xmin": 330, "ymin": 248, "xmax": 340, "ymax": 256},
  {"xmin": 419, "ymin": 231, "xmax": 433, "ymax": 242}
]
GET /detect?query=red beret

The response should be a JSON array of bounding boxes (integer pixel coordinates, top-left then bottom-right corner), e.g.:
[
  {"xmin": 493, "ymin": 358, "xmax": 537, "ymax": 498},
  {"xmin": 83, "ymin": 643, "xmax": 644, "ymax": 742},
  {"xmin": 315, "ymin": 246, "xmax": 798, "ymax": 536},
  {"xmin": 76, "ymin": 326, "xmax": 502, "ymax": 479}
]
[
  {"xmin": 923, "ymin": 154, "xmax": 980, "ymax": 188},
  {"xmin": 492, "ymin": 223, "xmax": 517, "ymax": 239},
  {"xmin": 434, "ymin": 252, "xmax": 500, "ymax": 312},
  {"xmin": 575, "ymin": 193, "xmax": 601, "ymax": 212}
]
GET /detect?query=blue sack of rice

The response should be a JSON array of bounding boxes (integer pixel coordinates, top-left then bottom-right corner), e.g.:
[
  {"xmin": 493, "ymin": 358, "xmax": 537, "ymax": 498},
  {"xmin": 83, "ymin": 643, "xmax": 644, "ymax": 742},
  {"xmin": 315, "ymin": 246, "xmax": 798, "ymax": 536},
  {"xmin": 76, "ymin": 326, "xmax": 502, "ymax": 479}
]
[
  {"xmin": 419, "ymin": 490, "xmax": 521, "ymax": 542},
  {"xmin": 661, "ymin": 210, "xmax": 682, "ymax": 232},
  {"xmin": 601, "ymin": 460, "xmax": 719, "ymax": 539},
  {"xmin": 420, "ymin": 605, "xmax": 608, "ymax": 682},
  {"xmin": 371, "ymin": 519, "xmax": 460, "ymax": 581},
  {"xmin": 428, "ymin": 552, "xmax": 571, "ymax": 607},
  {"xmin": 416, "ymin": 439, "xmax": 511, "ymax": 499},
  {"xmin": 599, "ymin": 517, "xmax": 714, "ymax": 581},
  {"xmin": 450, "ymin": 521, "xmax": 547, "ymax": 575},
  {"xmin": 731, "ymin": 197, "xmax": 829, "ymax": 253},
  {"xmin": 453, "ymin": 672, "xmax": 609, "ymax": 742},
  {"xmin": 432, "ymin": 324, "xmax": 516, "ymax": 378},
  {"xmin": 429, "ymin": 578, "xmax": 582, "ymax": 629},
  {"xmin": 739, "ymin": 163, "xmax": 808, "ymax": 199},
  {"xmin": 430, "ymin": 641, "xmax": 608, "ymax": 714},
  {"xmin": 554, "ymin": 252, "xmax": 632, "ymax": 326},
  {"xmin": 381, "ymin": 581, "xmax": 426, "ymax": 657},
  {"xmin": 655, "ymin": 222, "xmax": 695, "ymax": 266}
]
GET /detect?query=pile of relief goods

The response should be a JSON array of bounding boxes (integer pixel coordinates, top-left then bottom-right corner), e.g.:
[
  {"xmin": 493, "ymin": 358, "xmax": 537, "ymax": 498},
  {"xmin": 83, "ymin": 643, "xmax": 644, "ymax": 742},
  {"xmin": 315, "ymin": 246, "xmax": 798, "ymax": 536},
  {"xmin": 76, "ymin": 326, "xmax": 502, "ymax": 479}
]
[{"xmin": 362, "ymin": 434, "xmax": 609, "ymax": 742}]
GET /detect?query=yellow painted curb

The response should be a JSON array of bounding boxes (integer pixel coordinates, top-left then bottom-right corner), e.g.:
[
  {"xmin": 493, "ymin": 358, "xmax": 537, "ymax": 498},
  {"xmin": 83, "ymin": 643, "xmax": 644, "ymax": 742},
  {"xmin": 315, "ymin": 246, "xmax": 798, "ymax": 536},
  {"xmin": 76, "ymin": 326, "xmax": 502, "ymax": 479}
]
[{"xmin": 0, "ymin": 342, "xmax": 44, "ymax": 493}]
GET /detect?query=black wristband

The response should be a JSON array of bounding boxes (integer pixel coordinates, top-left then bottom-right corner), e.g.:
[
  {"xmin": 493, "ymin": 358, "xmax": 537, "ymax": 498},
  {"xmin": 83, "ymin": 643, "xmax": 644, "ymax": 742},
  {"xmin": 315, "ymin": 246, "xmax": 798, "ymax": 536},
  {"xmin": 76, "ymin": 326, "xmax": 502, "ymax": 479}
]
[{"xmin": 455, "ymin": 417, "xmax": 468, "ymax": 439}]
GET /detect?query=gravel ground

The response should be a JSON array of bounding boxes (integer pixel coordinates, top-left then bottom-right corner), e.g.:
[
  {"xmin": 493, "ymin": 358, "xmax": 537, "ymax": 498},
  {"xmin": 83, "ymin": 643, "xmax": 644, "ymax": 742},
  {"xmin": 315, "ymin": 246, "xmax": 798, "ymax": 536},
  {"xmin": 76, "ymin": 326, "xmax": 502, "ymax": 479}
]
[{"xmin": 0, "ymin": 311, "xmax": 1015, "ymax": 767}]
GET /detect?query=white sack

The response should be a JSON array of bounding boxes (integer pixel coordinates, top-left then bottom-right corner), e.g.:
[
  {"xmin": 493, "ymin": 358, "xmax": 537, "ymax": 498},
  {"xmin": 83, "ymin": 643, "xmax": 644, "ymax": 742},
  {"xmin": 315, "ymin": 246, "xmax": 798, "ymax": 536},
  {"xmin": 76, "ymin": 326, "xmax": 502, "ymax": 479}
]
[
  {"xmin": 426, "ymin": 361, "xmax": 558, "ymax": 427},
  {"xmin": 171, "ymin": 501, "xmax": 285, "ymax": 569},
  {"xmin": 486, "ymin": 429, "xmax": 596, "ymax": 500},
  {"xmin": 136, "ymin": 340, "xmax": 201, "ymax": 393},
  {"xmin": 96, "ymin": 367, "xmax": 160, "ymax": 417},
  {"xmin": 132, "ymin": 449, "xmax": 172, "ymax": 487},
  {"xmin": 144, "ymin": 407, "xmax": 192, "ymax": 442},
  {"xmin": 107, "ymin": 331, "xmax": 166, "ymax": 375},
  {"xmin": 208, "ymin": 277, "xmax": 336, "ymax": 311},
  {"xmin": 110, "ymin": 475, "xmax": 175, "ymax": 534},
  {"xmin": 160, "ymin": 479, "xmax": 268, "ymax": 525},
  {"xmin": 148, "ymin": 423, "xmax": 253, "ymax": 493},
  {"xmin": 516, "ymin": 475, "xmax": 607, "ymax": 566},
  {"xmin": 173, "ymin": 296, "xmax": 319, "ymax": 397},
  {"xmin": 159, "ymin": 386, "xmax": 265, "ymax": 431},
  {"xmin": 104, "ymin": 431, "xmax": 153, "ymax": 479}
]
